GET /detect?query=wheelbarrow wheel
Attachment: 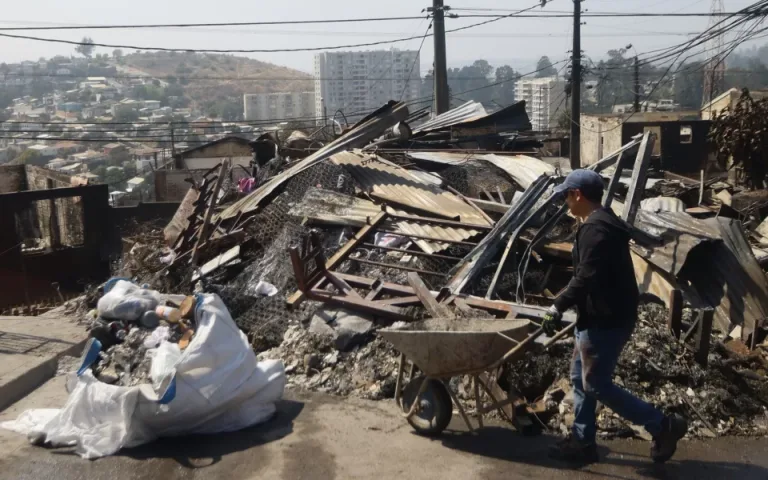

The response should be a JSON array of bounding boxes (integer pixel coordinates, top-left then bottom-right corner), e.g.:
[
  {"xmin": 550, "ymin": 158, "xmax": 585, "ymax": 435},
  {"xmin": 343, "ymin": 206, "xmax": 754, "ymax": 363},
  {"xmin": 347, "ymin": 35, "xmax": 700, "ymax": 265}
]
[{"xmin": 401, "ymin": 375, "xmax": 452, "ymax": 436}]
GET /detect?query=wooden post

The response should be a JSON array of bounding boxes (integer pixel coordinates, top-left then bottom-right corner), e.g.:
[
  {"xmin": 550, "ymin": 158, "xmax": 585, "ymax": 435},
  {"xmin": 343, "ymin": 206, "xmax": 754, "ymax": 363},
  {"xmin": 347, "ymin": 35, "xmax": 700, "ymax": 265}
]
[{"xmin": 667, "ymin": 289, "xmax": 683, "ymax": 339}]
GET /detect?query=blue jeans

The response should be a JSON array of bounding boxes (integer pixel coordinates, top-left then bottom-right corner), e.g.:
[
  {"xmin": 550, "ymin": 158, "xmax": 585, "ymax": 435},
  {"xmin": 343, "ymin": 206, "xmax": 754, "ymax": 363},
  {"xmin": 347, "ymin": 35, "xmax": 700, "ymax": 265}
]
[{"xmin": 571, "ymin": 326, "xmax": 664, "ymax": 443}]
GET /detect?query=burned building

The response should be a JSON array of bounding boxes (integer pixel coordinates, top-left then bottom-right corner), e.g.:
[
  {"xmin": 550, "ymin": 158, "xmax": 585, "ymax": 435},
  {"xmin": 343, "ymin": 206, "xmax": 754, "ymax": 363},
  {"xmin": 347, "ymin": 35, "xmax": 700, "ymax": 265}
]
[
  {"xmin": 580, "ymin": 112, "xmax": 711, "ymax": 175},
  {"xmin": 0, "ymin": 165, "xmax": 115, "ymax": 309},
  {"xmin": 155, "ymin": 136, "xmax": 256, "ymax": 202}
]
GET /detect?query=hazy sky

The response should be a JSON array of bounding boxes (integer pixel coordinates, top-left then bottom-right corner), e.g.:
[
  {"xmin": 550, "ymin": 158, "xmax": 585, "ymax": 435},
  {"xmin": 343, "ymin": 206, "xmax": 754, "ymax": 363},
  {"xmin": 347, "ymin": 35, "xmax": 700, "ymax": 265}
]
[{"xmin": 0, "ymin": 0, "xmax": 762, "ymax": 74}]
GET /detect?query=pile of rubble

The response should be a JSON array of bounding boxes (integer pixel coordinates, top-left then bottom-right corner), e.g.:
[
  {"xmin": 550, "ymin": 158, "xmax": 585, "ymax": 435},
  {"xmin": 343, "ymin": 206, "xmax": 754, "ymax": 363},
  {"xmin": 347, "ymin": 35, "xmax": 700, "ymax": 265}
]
[
  {"xmin": 103, "ymin": 99, "xmax": 768, "ymax": 441},
  {"xmin": 510, "ymin": 303, "xmax": 768, "ymax": 439},
  {"xmin": 81, "ymin": 281, "xmax": 199, "ymax": 387}
]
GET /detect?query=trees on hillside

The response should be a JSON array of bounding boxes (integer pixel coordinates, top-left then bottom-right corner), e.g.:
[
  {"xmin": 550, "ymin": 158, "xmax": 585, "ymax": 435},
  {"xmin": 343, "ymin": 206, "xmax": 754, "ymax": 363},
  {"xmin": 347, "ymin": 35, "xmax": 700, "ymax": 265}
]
[{"xmin": 75, "ymin": 37, "xmax": 95, "ymax": 58}]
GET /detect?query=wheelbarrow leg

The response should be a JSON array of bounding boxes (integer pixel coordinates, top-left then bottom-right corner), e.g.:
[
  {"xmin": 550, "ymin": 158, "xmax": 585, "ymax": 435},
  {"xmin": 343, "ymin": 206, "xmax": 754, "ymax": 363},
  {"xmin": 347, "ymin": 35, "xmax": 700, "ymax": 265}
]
[
  {"xmin": 473, "ymin": 375, "xmax": 484, "ymax": 429},
  {"xmin": 395, "ymin": 353, "xmax": 405, "ymax": 408},
  {"xmin": 443, "ymin": 379, "xmax": 475, "ymax": 433}
]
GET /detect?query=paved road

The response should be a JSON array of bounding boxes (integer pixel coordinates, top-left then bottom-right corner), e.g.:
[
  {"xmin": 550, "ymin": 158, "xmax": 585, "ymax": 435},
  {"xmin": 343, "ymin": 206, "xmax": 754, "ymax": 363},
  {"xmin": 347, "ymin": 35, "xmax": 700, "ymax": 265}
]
[{"xmin": 1, "ymin": 376, "xmax": 767, "ymax": 479}]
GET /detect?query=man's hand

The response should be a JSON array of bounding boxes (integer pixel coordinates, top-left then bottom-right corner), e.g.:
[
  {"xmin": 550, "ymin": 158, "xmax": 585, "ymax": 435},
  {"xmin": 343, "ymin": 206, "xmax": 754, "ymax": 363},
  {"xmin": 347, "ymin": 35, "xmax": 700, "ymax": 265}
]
[{"xmin": 542, "ymin": 305, "xmax": 563, "ymax": 337}]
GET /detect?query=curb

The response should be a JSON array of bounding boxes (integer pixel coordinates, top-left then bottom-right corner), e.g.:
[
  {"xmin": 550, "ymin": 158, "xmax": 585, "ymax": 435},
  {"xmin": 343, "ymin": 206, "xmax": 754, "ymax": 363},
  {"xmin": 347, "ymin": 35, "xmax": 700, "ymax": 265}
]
[{"xmin": 0, "ymin": 339, "xmax": 87, "ymax": 413}]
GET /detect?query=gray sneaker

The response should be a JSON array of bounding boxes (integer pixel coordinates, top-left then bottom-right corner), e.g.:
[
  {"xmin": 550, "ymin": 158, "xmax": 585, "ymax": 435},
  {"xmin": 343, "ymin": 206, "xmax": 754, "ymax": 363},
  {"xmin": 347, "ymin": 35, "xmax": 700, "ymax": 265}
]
[{"xmin": 651, "ymin": 414, "xmax": 688, "ymax": 463}]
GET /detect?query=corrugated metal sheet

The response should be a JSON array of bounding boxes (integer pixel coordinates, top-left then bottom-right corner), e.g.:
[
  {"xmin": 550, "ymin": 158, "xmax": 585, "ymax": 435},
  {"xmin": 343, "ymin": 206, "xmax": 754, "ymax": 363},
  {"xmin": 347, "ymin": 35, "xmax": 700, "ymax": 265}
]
[
  {"xmin": 482, "ymin": 154, "xmax": 556, "ymax": 189},
  {"xmin": 330, "ymin": 151, "xmax": 491, "ymax": 253},
  {"xmin": 287, "ymin": 187, "xmax": 483, "ymax": 254},
  {"xmin": 413, "ymin": 101, "xmax": 488, "ymax": 134},
  {"xmin": 633, "ymin": 212, "xmax": 768, "ymax": 338},
  {"xmin": 633, "ymin": 210, "xmax": 720, "ymax": 276},
  {"xmin": 640, "ymin": 197, "xmax": 686, "ymax": 213},
  {"xmin": 217, "ymin": 101, "xmax": 409, "ymax": 221},
  {"xmin": 407, "ymin": 151, "xmax": 555, "ymax": 189},
  {"xmin": 692, "ymin": 218, "xmax": 768, "ymax": 338}
]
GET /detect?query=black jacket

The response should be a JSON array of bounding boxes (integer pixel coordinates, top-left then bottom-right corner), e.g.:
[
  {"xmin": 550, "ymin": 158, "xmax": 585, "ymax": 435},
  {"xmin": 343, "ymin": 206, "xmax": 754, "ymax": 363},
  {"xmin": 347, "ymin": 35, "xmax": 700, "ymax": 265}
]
[{"xmin": 554, "ymin": 207, "xmax": 638, "ymax": 330}]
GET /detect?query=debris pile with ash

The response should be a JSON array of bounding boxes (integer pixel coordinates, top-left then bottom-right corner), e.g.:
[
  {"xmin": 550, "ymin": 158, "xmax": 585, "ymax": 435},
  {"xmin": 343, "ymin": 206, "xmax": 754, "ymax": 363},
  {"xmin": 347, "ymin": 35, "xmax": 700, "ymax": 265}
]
[
  {"xmin": 507, "ymin": 303, "xmax": 768, "ymax": 439},
  {"xmin": 257, "ymin": 324, "xmax": 400, "ymax": 400}
]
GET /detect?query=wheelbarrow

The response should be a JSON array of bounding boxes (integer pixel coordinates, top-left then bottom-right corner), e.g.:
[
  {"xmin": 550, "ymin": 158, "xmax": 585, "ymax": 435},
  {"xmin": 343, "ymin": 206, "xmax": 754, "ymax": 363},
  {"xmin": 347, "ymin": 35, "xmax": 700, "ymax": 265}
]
[{"xmin": 379, "ymin": 316, "xmax": 576, "ymax": 436}]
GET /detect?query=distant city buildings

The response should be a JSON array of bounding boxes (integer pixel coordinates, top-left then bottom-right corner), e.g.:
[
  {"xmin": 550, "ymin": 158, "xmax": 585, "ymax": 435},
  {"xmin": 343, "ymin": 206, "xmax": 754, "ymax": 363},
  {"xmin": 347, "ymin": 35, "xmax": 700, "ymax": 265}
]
[
  {"xmin": 313, "ymin": 49, "xmax": 420, "ymax": 124},
  {"xmin": 243, "ymin": 92, "xmax": 315, "ymax": 122},
  {"xmin": 514, "ymin": 76, "xmax": 566, "ymax": 131}
]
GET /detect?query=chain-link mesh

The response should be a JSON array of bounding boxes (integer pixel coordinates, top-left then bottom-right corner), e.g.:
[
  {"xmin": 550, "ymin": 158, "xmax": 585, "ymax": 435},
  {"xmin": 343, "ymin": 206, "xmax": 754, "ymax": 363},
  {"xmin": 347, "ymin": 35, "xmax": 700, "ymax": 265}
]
[{"xmin": 439, "ymin": 161, "xmax": 520, "ymax": 200}]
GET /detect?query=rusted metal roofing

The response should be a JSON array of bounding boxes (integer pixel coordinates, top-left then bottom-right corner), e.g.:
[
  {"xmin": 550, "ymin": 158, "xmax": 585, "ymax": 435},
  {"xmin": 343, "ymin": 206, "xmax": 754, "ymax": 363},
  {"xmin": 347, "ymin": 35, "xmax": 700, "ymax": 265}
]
[
  {"xmin": 217, "ymin": 101, "xmax": 409, "ymax": 221},
  {"xmin": 287, "ymin": 187, "xmax": 483, "ymax": 254},
  {"xmin": 633, "ymin": 211, "xmax": 768, "ymax": 339},
  {"xmin": 407, "ymin": 151, "xmax": 555, "ymax": 189},
  {"xmin": 329, "ymin": 151, "xmax": 491, "ymax": 253},
  {"xmin": 412, "ymin": 100, "xmax": 532, "ymax": 135},
  {"xmin": 413, "ymin": 101, "xmax": 488, "ymax": 134}
]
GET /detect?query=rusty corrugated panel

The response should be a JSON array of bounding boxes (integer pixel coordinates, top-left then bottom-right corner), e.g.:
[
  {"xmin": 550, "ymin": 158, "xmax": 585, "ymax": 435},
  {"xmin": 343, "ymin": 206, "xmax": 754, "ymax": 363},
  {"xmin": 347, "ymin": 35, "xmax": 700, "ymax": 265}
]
[
  {"xmin": 633, "ymin": 211, "xmax": 768, "ymax": 339},
  {"xmin": 633, "ymin": 210, "xmax": 720, "ymax": 276},
  {"xmin": 413, "ymin": 101, "xmax": 488, "ymax": 134},
  {"xmin": 217, "ymin": 101, "xmax": 409, "ymax": 221},
  {"xmin": 330, "ymin": 151, "xmax": 491, "ymax": 253},
  {"xmin": 287, "ymin": 187, "xmax": 480, "ymax": 254}
]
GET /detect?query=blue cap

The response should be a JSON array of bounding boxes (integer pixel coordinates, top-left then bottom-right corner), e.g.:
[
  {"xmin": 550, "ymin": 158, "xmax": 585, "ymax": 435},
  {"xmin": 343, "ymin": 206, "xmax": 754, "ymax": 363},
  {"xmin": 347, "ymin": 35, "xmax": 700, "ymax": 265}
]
[{"xmin": 553, "ymin": 169, "xmax": 604, "ymax": 198}]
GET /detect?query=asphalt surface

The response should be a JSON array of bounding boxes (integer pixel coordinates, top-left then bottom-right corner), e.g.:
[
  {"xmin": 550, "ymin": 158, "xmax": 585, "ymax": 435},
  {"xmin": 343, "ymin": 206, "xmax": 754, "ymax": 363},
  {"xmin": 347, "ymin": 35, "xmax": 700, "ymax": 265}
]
[{"xmin": 1, "ymin": 376, "xmax": 768, "ymax": 479}]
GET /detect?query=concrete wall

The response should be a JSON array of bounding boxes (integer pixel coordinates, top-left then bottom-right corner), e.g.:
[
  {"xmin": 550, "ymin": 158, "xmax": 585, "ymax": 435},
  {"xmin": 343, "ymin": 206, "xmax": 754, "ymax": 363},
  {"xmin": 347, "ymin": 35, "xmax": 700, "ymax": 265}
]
[
  {"xmin": 24, "ymin": 166, "xmax": 82, "ymax": 248},
  {"xmin": 155, "ymin": 170, "xmax": 206, "ymax": 202},
  {"xmin": 155, "ymin": 167, "xmax": 251, "ymax": 202},
  {"xmin": 0, "ymin": 165, "xmax": 27, "ymax": 193},
  {"xmin": 185, "ymin": 156, "xmax": 251, "ymax": 170},
  {"xmin": 111, "ymin": 201, "xmax": 181, "ymax": 235},
  {"xmin": 580, "ymin": 115, "xmax": 624, "ymax": 166},
  {"xmin": 179, "ymin": 138, "xmax": 253, "ymax": 160}
]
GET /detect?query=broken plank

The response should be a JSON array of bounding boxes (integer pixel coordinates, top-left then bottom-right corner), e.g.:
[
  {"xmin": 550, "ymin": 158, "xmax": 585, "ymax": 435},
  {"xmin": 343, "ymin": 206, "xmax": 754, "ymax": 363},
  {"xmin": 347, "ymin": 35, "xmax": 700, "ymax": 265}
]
[
  {"xmin": 306, "ymin": 289, "xmax": 413, "ymax": 321},
  {"xmin": 495, "ymin": 186, "xmax": 506, "ymax": 204},
  {"xmin": 377, "ymin": 296, "xmax": 422, "ymax": 307},
  {"xmin": 622, "ymin": 131, "xmax": 655, "ymax": 226},
  {"xmin": 407, "ymin": 272, "xmax": 454, "ymax": 318},
  {"xmin": 287, "ymin": 211, "xmax": 388, "ymax": 308},
  {"xmin": 192, "ymin": 245, "xmax": 240, "ymax": 281},
  {"xmin": 191, "ymin": 160, "xmax": 230, "ymax": 265},
  {"xmin": 323, "ymin": 271, "xmax": 363, "ymax": 299},
  {"xmin": 445, "ymin": 185, "xmax": 497, "ymax": 223}
]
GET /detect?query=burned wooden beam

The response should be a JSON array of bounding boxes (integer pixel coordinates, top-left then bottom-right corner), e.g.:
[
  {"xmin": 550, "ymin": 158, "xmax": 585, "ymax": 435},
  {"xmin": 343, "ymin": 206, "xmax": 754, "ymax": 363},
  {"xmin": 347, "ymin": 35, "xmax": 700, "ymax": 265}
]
[
  {"xmin": 407, "ymin": 272, "xmax": 454, "ymax": 318},
  {"xmin": 621, "ymin": 131, "xmax": 655, "ymax": 226}
]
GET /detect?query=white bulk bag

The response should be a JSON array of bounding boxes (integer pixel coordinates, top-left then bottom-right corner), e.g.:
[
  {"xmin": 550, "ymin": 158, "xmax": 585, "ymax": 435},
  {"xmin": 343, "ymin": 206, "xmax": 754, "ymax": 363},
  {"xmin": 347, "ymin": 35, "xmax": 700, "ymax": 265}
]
[{"xmin": 1, "ymin": 294, "xmax": 285, "ymax": 459}]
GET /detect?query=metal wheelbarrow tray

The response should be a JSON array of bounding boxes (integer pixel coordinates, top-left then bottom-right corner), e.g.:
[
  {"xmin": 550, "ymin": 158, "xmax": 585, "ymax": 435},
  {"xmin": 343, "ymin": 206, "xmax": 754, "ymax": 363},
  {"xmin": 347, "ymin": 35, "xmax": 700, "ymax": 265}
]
[{"xmin": 380, "ymin": 315, "xmax": 576, "ymax": 436}]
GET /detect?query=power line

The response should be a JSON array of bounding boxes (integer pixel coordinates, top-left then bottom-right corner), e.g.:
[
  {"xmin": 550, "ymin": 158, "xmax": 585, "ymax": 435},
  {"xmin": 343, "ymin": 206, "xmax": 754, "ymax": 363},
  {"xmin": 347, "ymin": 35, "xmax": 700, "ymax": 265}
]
[
  {"xmin": 0, "ymin": 30, "xmax": 436, "ymax": 54},
  {"xmin": 0, "ymin": 16, "xmax": 429, "ymax": 31},
  {"xmin": 0, "ymin": 3, "xmax": 551, "ymax": 54},
  {"xmin": 454, "ymin": 11, "xmax": 768, "ymax": 18},
  {"xmin": 569, "ymin": 4, "xmax": 768, "ymax": 133}
]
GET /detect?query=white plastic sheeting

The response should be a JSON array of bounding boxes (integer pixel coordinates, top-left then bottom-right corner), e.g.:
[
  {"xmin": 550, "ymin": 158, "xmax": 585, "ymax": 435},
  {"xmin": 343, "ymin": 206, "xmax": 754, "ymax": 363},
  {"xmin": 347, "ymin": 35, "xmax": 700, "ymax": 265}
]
[{"xmin": 1, "ymin": 294, "xmax": 286, "ymax": 459}]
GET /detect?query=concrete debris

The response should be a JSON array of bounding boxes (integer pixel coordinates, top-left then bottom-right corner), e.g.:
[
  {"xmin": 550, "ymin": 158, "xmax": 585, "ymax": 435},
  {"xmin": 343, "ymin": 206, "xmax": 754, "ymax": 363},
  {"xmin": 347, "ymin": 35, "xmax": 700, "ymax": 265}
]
[{"xmin": 258, "ymin": 325, "xmax": 399, "ymax": 400}]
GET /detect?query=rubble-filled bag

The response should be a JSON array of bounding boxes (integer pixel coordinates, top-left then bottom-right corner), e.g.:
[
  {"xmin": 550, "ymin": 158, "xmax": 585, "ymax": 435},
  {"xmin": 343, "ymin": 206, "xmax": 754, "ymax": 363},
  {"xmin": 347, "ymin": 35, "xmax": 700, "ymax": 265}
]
[
  {"xmin": 1, "ymin": 294, "xmax": 286, "ymax": 459},
  {"xmin": 97, "ymin": 279, "xmax": 162, "ymax": 321}
]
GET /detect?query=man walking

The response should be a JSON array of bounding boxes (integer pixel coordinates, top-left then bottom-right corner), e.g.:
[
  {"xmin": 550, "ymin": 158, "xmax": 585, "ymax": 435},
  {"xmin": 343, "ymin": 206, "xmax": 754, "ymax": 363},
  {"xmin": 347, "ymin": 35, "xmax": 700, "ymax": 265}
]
[{"xmin": 542, "ymin": 169, "xmax": 687, "ymax": 464}]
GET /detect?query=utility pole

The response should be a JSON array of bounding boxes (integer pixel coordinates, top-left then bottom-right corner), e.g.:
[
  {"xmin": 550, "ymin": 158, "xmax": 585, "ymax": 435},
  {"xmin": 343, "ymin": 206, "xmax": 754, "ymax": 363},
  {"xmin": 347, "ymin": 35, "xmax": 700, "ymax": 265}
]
[
  {"xmin": 570, "ymin": 0, "xmax": 581, "ymax": 170},
  {"xmin": 431, "ymin": 0, "xmax": 450, "ymax": 115},
  {"xmin": 634, "ymin": 56, "xmax": 641, "ymax": 113}
]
